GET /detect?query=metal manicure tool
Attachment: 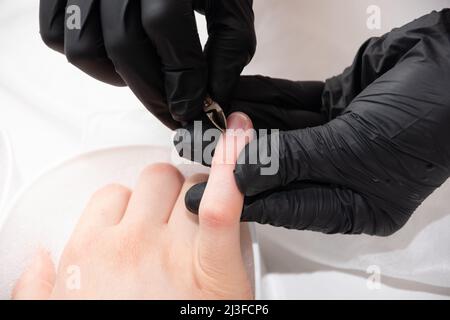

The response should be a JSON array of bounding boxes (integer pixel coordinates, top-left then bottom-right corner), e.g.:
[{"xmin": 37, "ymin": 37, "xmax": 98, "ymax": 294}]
[{"xmin": 203, "ymin": 96, "xmax": 227, "ymax": 133}]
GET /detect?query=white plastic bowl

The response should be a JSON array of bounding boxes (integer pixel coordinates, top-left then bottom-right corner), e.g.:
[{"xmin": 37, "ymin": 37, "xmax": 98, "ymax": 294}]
[
  {"xmin": 0, "ymin": 131, "xmax": 20, "ymax": 222},
  {"xmin": 0, "ymin": 145, "xmax": 262, "ymax": 299}
]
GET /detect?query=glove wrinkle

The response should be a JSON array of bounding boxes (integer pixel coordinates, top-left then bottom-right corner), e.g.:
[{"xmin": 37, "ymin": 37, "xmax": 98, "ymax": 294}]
[{"xmin": 220, "ymin": 10, "xmax": 450, "ymax": 236}]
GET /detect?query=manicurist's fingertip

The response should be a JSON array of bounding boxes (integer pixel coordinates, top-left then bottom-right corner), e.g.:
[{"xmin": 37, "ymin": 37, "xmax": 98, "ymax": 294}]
[{"xmin": 185, "ymin": 183, "xmax": 207, "ymax": 214}]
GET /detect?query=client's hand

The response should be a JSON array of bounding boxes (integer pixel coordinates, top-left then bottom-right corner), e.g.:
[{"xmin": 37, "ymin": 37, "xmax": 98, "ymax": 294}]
[{"xmin": 12, "ymin": 112, "xmax": 254, "ymax": 300}]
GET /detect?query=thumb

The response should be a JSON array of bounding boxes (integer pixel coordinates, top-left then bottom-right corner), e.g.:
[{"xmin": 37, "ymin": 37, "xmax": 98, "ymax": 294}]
[
  {"xmin": 12, "ymin": 249, "xmax": 56, "ymax": 300},
  {"xmin": 197, "ymin": 112, "xmax": 254, "ymax": 279}
]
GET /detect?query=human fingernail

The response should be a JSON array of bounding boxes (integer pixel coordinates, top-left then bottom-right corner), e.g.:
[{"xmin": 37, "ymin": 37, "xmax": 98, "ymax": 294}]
[{"xmin": 227, "ymin": 112, "xmax": 252, "ymax": 130}]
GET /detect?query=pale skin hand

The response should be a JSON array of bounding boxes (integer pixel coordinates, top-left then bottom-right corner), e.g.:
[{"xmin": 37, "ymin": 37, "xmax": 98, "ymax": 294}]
[{"xmin": 12, "ymin": 112, "xmax": 254, "ymax": 300}]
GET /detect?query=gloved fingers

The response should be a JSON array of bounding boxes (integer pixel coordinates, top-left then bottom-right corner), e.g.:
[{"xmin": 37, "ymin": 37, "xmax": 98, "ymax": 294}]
[
  {"xmin": 64, "ymin": 0, "xmax": 125, "ymax": 86},
  {"xmin": 173, "ymin": 113, "xmax": 221, "ymax": 167},
  {"xmin": 141, "ymin": 0, "xmax": 207, "ymax": 123},
  {"xmin": 100, "ymin": 0, "xmax": 178, "ymax": 129},
  {"xmin": 174, "ymin": 97, "xmax": 326, "ymax": 167},
  {"xmin": 228, "ymin": 100, "xmax": 326, "ymax": 131},
  {"xmin": 169, "ymin": 173, "xmax": 207, "ymax": 231},
  {"xmin": 40, "ymin": 0, "xmax": 67, "ymax": 53},
  {"xmin": 234, "ymin": 114, "xmax": 377, "ymax": 197},
  {"xmin": 230, "ymin": 76, "xmax": 326, "ymax": 130},
  {"xmin": 185, "ymin": 180, "xmax": 398, "ymax": 236},
  {"xmin": 240, "ymin": 183, "xmax": 396, "ymax": 235},
  {"xmin": 187, "ymin": 10, "xmax": 450, "ymax": 237},
  {"xmin": 203, "ymin": 0, "xmax": 256, "ymax": 108},
  {"xmin": 234, "ymin": 76, "xmax": 325, "ymax": 115},
  {"xmin": 185, "ymin": 181, "xmax": 207, "ymax": 214},
  {"xmin": 322, "ymin": 21, "xmax": 442, "ymax": 119},
  {"xmin": 234, "ymin": 129, "xmax": 292, "ymax": 197}
]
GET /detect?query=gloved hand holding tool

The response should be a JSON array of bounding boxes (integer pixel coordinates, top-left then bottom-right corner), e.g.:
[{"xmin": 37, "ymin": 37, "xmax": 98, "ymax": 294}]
[{"xmin": 39, "ymin": 0, "xmax": 256, "ymax": 129}]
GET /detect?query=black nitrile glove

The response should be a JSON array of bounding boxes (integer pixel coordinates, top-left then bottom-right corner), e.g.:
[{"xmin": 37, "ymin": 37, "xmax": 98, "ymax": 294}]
[
  {"xmin": 39, "ymin": 0, "xmax": 256, "ymax": 129},
  {"xmin": 185, "ymin": 9, "xmax": 450, "ymax": 236},
  {"xmin": 174, "ymin": 75, "xmax": 326, "ymax": 166}
]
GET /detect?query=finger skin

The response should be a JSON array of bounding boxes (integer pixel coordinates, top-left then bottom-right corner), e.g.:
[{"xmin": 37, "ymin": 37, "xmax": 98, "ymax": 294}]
[
  {"xmin": 12, "ymin": 250, "xmax": 56, "ymax": 300},
  {"xmin": 123, "ymin": 164, "xmax": 184, "ymax": 229},
  {"xmin": 74, "ymin": 184, "xmax": 131, "ymax": 234},
  {"xmin": 197, "ymin": 112, "xmax": 253, "ymax": 276}
]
